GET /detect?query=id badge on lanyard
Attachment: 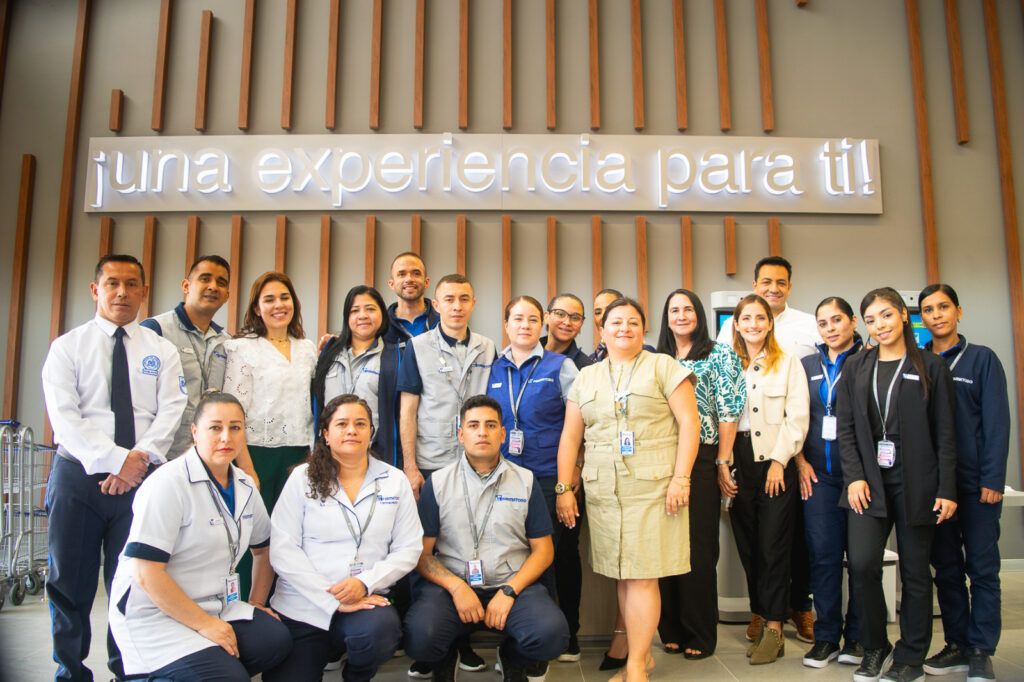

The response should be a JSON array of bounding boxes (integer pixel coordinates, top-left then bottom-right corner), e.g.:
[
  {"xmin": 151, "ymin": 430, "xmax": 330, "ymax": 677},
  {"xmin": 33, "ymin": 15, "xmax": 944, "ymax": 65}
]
[
  {"xmin": 508, "ymin": 428, "xmax": 525, "ymax": 455},
  {"xmin": 877, "ymin": 440, "xmax": 896, "ymax": 468},
  {"xmin": 872, "ymin": 356, "xmax": 905, "ymax": 470},
  {"xmin": 224, "ymin": 573, "xmax": 240, "ymax": 605},
  {"xmin": 821, "ymin": 415, "xmax": 838, "ymax": 441},
  {"xmin": 466, "ymin": 559, "xmax": 485, "ymax": 587}
]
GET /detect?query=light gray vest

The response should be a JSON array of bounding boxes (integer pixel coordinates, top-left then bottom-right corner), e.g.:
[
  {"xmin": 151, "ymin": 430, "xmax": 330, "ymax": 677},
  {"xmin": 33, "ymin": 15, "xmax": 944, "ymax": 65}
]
[
  {"xmin": 431, "ymin": 457, "xmax": 535, "ymax": 587},
  {"xmin": 323, "ymin": 340, "xmax": 384, "ymax": 432},
  {"xmin": 411, "ymin": 327, "xmax": 496, "ymax": 471}
]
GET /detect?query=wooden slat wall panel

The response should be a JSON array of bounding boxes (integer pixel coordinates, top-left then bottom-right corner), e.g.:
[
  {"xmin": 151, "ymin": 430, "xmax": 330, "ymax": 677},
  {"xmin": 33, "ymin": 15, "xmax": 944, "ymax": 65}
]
[
  {"xmin": 458, "ymin": 0, "xmax": 469, "ymax": 130},
  {"xmin": 635, "ymin": 217, "xmax": 648, "ymax": 315},
  {"xmin": 228, "ymin": 216, "xmax": 243, "ymax": 335},
  {"xmin": 714, "ymin": 0, "xmax": 731, "ymax": 132},
  {"xmin": 3, "ymin": 155, "xmax": 35, "ymax": 419},
  {"xmin": 502, "ymin": 215, "xmax": 512, "ymax": 346},
  {"xmin": 414, "ymin": 0, "xmax": 425, "ymax": 129},
  {"xmin": 365, "ymin": 215, "xmax": 377, "ymax": 286},
  {"xmin": 590, "ymin": 216, "xmax": 603, "ymax": 302},
  {"xmin": 98, "ymin": 216, "xmax": 114, "ymax": 257},
  {"xmin": 194, "ymin": 10, "xmax": 213, "ymax": 131},
  {"xmin": 151, "ymin": 0, "xmax": 170, "ymax": 131},
  {"xmin": 588, "ymin": 0, "xmax": 600, "ymax": 130},
  {"xmin": 369, "ymin": 0, "xmax": 383, "ymax": 130},
  {"xmin": 755, "ymin": 0, "xmax": 774, "ymax": 133},
  {"xmin": 281, "ymin": 0, "xmax": 297, "ymax": 130},
  {"xmin": 109, "ymin": 88, "xmax": 123, "ymax": 132},
  {"xmin": 672, "ymin": 0, "xmax": 687, "ymax": 131},
  {"xmin": 326, "ymin": 0, "xmax": 340, "ymax": 129},
  {"xmin": 275, "ymin": 215, "xmax": 287, "ymax": 272},
  {"xmin": 630, "ymin": 0, "xmax": 644, "ymax": 131},
  {"xmin": 411, "ymin": 214, "xmax": 422, "ymax": 252},
  {"xmin": 546, "ymin": 0, "xmax": 556, "ymax": 130},
  {"xmin": 680, "ymin": 216, "xmax": 693, "ymax": 290},
  {"xmin": 723, "ymin": 216, "xmax": 737, "ymax": 275},
  {"xmin": 0, "ymin": 0, "xmax": 11, "ymax": 112},
  {"xmin": 797, "ymin": 0, "xmax": 808, "ymax": 6},
  {"xmin": 503, "ymin": 0, "xmax": 512, "ymax": 130},
  {"xmin": 456, "ymin": 215, "xmax": 467, "ymax": 275},
  {"xmin": 238, "ymin": 0, "xmax": 255, "ymax": 130},
  {"xmin": 944, "ymin": 0, "xmax": 969, "ymax": 144},
  {"xmin": 767, "ymin": 217, "xmax": 782, "ymax": 256},
  {"xmin": 546, "ymin": 216, "xmax": 557, "ymax": 303},
  {"xmin": 905, "ymin": 0, "xmax": 940, "ymax": 284},
  {"xmin": 319, "ymin": 215, "xmax": 332, "ymax": 338},
  {"xmin": 185, "ymin": 216, "xmax": 200, "ymax": 276},
  {"xmin": 981, "ymin": 0, "xmax": 1024, "ymax": 484},
  {"xmin": 141, "ymin": 217, "xmax": 156, "ymax": 320}
]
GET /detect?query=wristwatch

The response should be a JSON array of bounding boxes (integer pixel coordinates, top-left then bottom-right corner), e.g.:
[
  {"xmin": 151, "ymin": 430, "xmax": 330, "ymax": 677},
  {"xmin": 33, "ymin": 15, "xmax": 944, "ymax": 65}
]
[
  {"xmin": 499, "ymin": 584, "xmax": 518, "ymax": 599},
  {"xmin": 554, "ymin": 481, "xmax": 575, "ymax": 495}
]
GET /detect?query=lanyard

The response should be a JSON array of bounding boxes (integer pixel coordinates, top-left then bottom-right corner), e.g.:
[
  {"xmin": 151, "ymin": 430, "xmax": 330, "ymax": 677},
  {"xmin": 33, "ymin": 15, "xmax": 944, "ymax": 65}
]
[
  {"xmin": 434, "ymin": 333, "xmax": 473, "ymax": 408},
  {"xmin": 185, "ymin": 332, "xmax": 212, "ymax": 393},
  {"xmin": 872, "ymin": 355, "xmax": 906, "ymax": 441},
  {"xmin": 340, "ymin": 347, "xmax": 373, "ymax": 395},
  {"xmin": 339, "ymin": 479, "xmax": 380, "ymax": 558},
  {"xmin": 460, "ymin": 465, "xmax": 502, "ymax": 560},
  {"xmin": 819, "ymin": 362, "xmax": 842, "ymax": 416},
  {"xmin": 608, "ymin": 355, "xmax": 642, "ymax": 420},
  {"xmin": 948, "ymin": 340, "xmax": 969, "ymax": 373},
  {"xmin": 506, "ymin": 357, "xmax": 541, "ymax": 429},
  {"xmin": 204, "ymin": 480, "xmax": 241, "ymax": 573}
]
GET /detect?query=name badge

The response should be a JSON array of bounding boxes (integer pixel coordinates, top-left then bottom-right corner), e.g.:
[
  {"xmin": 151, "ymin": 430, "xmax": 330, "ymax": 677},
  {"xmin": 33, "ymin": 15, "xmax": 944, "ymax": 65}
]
[
  {"xmin": 224, "ymin": 573, "xmax": 240, "ymax": 605},
  {"xmin": 821, "ymin": 415, "xmax": 838, "ymax": 441},
  {"xmin": 810, "ymin": 374, "xmax": 824, "ymax": 381},
  {"xmin": 508, "ymin": 428, "xmax": 524, "ymax": 456},
  {"xmin": 349, "ymin": 561, "xmax": 364, "ymax": 577},
  {"xmin": 877, "ymin": 440, "xmax": 896, "ymax": 468},
  {"xmin": 466, "ymin": 559, "xmax": 485, "ymax": 587},
  {"xmin": 619, "ymin": 430, "xmax": 635, "ymax": 457},
  {"xmin": 439, "ymin": 366, "xmax": 454, "ymax": 374},
  {"xmin": 902, "ymin": 373, "xmax": 920, "ymax": 381}
]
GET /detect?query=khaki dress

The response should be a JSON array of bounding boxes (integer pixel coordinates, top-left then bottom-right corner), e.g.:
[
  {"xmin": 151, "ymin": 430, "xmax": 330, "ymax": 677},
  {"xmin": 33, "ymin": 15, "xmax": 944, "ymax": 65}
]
[{"xmin": 569, "ymin": 350, "xmax": 693, "ymax": 579}]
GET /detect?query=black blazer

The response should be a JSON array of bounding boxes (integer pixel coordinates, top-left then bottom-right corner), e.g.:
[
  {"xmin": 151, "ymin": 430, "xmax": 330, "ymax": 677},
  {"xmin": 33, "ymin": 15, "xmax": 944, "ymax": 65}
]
[{"xmin": 837, "ymin": 347, "xmax": 957, "ymax": 526}]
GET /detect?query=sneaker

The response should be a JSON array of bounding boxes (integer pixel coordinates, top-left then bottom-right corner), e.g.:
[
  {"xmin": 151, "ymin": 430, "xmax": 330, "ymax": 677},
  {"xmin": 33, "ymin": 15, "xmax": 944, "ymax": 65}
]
[
  {"xmin": 324, "ymin": 656, "xmax": 343, "ymax": 672},
  {"xmin": 430, "ymin": 649, "xmax": 458, "ymax": 682},
  {"xmin": 880, "ymin": 663, "xmax": 924, "ymax": 681},
  {"xmin": 803, "ymin": 641, "xmax": 840, "ymax": 668},
  {"xmin": 839, "ymin": 640, "xmax": 866, "ymax": 665},
  {"xmin": 966, "ymin": 649, "xmax": 995, "ymax": 681},
  {"xmin": 407, "ymin": 660, "xmax": 433, "ymax": 679},
  {"xmin": 923, "ymin": 642, "xmax": 970, "ymax": 675},
  {"xmin": 457, "ymin": 644, "xmax": 486, "ymax": 672},
  {"xmin": 746, "ymin": 614, "xmax": 764, "ymax": 642},
  {"xmin": 749, "ymin": 627, "xmax": 785, "ymax": 665},
  {"xmin": 557, "ymin": 634, "xmax": 581, "ymax": 662},
  {"xmin": 790, "ymin": 609, "xmax": 815, "ymax": 643},
  {"xmin": 853, "ymin": 645, "xmax": 893, "ymax": 682},
  {"xmin": 497, "ymin": 644, "xmax": 528, "ymax": 682},
  {"xmin": 495, "ymin": 655, "xmax": 548, "ymax": 681}
]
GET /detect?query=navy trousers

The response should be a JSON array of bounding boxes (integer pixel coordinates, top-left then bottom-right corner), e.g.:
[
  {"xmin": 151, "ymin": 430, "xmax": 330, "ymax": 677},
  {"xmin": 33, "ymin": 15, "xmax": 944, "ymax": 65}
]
[
  {"xmin": 404, "ymin": 583, "xmax": 568, "ymax": 669},
  {"xmin": 263, "ymin": 607, "xmax": 402, "ymax": 682},
  {"xmin": 803, "ymin": 470, "xmax": 860, "ymax": 645},
  {"xmin": 146, "ymin": 609, "xmax": 292, "ymax": 681},
  {"xmin": 931, "ymin": 494, "xmax": 1002, "ymax": 654},
  {"xmin": 536, "ymin": 476, "xmax": 564, "ymax": 599},
  {"xmin": 45, "ymin": 455, "xmax": 135, "ymax": 681}
]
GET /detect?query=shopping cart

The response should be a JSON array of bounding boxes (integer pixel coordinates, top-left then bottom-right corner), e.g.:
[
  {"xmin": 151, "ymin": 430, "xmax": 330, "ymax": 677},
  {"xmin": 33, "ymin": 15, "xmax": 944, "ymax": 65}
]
[{"xmin": 0, "ymin": 425, "xmax": 50, "ymax": 611}]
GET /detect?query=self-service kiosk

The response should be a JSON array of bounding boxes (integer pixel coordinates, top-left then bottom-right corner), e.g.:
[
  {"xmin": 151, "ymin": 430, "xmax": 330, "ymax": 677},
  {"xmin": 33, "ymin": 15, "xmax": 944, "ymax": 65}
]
[
  {"xmin": 710, "ymin": 290, "xmax": 752, "ymax": 338},
  {"xmin": 899, "ymin": 289, "xmax": 933, "ymax": 348}
]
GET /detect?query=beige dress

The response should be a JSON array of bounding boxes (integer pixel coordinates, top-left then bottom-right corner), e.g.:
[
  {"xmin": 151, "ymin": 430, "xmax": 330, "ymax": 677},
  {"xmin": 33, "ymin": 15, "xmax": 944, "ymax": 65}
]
[{"xmin": 568, "ymin": 350, "xmax": 693, "ymax": 579}]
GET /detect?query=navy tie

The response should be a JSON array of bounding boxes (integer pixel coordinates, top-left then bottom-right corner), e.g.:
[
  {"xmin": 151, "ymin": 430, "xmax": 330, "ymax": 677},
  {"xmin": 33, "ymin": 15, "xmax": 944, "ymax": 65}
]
[{"xmin": 112, "ymin": 327, "xmax": 136, "ymax": 450}]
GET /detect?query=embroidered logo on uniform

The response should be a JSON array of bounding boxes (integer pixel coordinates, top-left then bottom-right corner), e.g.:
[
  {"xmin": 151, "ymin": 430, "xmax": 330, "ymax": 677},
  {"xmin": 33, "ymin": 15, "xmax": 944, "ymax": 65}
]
[
  {"xmin": 179, "ymin": 375, "xmax": 187, "ymax": 394},
  {"xmin": 953, "ymin": 377, "xmax": 974, "ymax": 384},
  {"xmin": 495, "ymin": 494, "xmax": 527, "ymax": 503},
  {"xmin": 529, "ymin": 377, "xmax": 554, "ymax": 384},
  {"xmin": 141, "ymin": 355, "xmax": 162, "ymax": 376},
  {"xmin": 377, "ymin": 495, "xmax": 400, "ymax": 505},
  {"xmin": 491, "ymin": 383, "xmax": 503, "ymax": 388},
  {"xmin": 810, "ymin": 374, "xmax": 824, "ymax": 381}
]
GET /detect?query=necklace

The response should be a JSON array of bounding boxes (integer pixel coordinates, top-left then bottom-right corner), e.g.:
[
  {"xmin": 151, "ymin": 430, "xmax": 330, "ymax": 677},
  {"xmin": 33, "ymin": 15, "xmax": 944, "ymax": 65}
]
[{"xmin": 267, "ymin": 336, "xmax": 289, "ymax": 345}]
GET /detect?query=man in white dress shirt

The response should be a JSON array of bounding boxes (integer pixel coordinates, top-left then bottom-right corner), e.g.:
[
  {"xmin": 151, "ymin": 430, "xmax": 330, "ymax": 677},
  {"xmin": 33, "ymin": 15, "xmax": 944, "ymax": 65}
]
[{"xmin": 42, "ymin": 254, "xmax": 186, "ymax": 681}]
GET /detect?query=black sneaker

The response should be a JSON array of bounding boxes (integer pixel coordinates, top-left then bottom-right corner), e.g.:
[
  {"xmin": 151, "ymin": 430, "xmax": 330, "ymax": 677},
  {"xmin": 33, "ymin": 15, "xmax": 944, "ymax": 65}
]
[
  {"xmin": 557, "ymin": 634, "xmax": 581, "ymax": 662},
  {"xmin": 923, "ymin": 642, "xmax": 970, "ymax": 675},
  {"xmin": 497, "ymin": 643, "xmax": 527, "ymax": 682},
  {"xmin": 430, "ymin": 649, "xmax": 458, "ymax": 682},
  {"xmin": 840, "ymin": 640, "xmax": 866, "ymax": 665},
  {"xmin": 408, "ymin": 660, "xmax": 434, "ymax": 678},
  {"xmin": 967, "ymin": 649, "xmax": 995, "ymax": 681},
  {"xmin": 803, "ymin": 641, "xmax": 840, "ymax": 668},
  {"xmin": 457, "ymin": 643, "xmax": 486, "ymax": 672},
  {"xmin": 853, "ymin": 645, "xmax": 893, "ymax": 682},
  {"xmin": 880, "ymin": 663, "xmax": 924, "ymax": 681}
]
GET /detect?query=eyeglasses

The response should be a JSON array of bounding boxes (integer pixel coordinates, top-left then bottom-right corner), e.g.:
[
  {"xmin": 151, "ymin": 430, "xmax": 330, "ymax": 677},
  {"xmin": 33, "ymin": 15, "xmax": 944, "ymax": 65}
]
[{"xmin": 548, "ymin": 309, "xmax": 584, "ymax": 324}]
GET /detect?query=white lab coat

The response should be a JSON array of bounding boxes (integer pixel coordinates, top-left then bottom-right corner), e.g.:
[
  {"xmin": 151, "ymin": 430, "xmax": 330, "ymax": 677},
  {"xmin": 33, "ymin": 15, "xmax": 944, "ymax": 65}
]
[
  {"xmin": 108, "ymin": 448, "xmax": 268, "ymax": 675},
  {"xmin": 270, "ymin": 457, "xmax": 423, "ymax": 630}
]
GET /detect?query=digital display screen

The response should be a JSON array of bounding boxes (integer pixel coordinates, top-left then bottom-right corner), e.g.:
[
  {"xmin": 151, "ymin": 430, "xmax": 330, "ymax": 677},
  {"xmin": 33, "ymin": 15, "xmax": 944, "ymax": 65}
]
[
  {"xmin": 716, "ymin": 310, "xmax": 733, "ymax": 336},
  {"xmin": 715, "ymin": 310, "xmax": 933, "ymax": 348}
]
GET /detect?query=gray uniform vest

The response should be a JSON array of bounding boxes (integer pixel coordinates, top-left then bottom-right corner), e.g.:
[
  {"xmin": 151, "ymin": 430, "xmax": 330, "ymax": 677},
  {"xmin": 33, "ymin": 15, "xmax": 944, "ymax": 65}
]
[
  {"xmin": 411, "ymin": 327, "xmax": 495, "ymax": 471},
  {"xmin": 431, "ymin": 456, "xmax": 535, "ymax": 587},
  {"xmin": 323, "ymin": 340, "xmax": 384, "ymax": 432}
]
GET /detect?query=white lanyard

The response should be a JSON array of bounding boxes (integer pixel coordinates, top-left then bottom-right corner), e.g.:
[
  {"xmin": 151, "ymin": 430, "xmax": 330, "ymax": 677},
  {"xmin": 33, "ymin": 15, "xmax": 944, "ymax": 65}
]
[
  {"xmin": 507, "ymin": 358, "xmax": 541, "ymax": 430},
  {"xmin": 339, "ymin": 479, "xmax": 380, "ymax": 558},
  {"xmin": 872, "ymin": 356, "xmax": 906, "ymax": 441},
  {"xmin": 460, "ymin": 465, "xmax": 502, "ymax": 560},
  {"xmin": 608, "ymin": 355, "xmax": 641, "ymax": 421},
  {"xmin": 819, "ymin": 362, "xmax": 842, "ymax": 416},
  {"xmin": 948, "ymin": 340, "xmax": 969, "ymax": 373}
]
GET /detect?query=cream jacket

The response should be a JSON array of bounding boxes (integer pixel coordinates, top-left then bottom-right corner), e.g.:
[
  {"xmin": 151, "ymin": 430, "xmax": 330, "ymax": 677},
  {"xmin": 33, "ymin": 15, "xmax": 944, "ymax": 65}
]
[{"xmin": 737, "ymin": 350, "xmax": 809, "ymax": 467}]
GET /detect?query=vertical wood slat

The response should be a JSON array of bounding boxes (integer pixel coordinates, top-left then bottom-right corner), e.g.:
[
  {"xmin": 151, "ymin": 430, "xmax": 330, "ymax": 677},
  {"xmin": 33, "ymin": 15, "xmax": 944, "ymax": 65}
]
[
  {"xmin": 108, "ymin": 88, "xmax": 123, "ymax": 132},
  {"xmin": 194, "ymin": 10, "xmax": 213, "ymax": 131},
  {"xmin": 413, "ymin": 0, "xmax": 425, "ymax": 129},
  {"xmin": 98, "ymin": 216, "xmax": 114, "ymax": 257},
  {"xmin": 944, "ymin": 0, "xmax": 970, "ymax": 144},
  {"xmin": 588, "ymin": 0, "xmax": 601, "ymax": 130},
  {"xmin": 326, "ymin": 0, "xmax": 340, "ymax": 129},
  {"xmin": 635, "ymin": 216, "xmax": 648, "ymax": 315},
  {"xmin": 140, "ymin": 217, "xmax": 156, "ymax": 320},
  {"xmin": 680, "ymin": 216, "xmax": 693, "ymax": 290},
  {"xmin": 281, "ymin": 0, "xmax": 297, "ymax": 130},
  {"xmin": 981, "ymin": 0, "xmax": 1024, "ymax": 485},
  {"xmin": 456, "ymin": 215, "xmax": 467, "ymax": 275},
  {"xmin": 503, "ymin": 0, "xmax": 512, "ymax": 130},
  {"xmin": 318, "ymin": 215, "xmax": 332, "ymax": 339},
  {"xmin": 458, "ymin": 0, "xmax": 469, "ymax": 130},
  {"xmin": 629, "ymin": 0, "xmax": 644, "ymax": 131},
  {"xmin": 365, "ymin": 215, "xmax": 376, "ymax": 286},
  {"xmin": 546, "ymin": 217, "xmax": 557, "ymax": 303},
  {"xmin": 723, "ymin": 216, "xmax": 737, "ymax": 275},
  {"xmin": 151, "ymin": 0, "xmax": 171, "ymax": 131},
  {"xmin": 275, "ymin": 215, "xmax": 287, "ymax": 272},
  {"xmin": 767, "ymin": 217, "xmax": 782, "ymax": 256},
  {"xmin": 501, "ymin": 216, "xmax": 512, "ymax": 347},
  {"xmin": 411, "ymin": 214, "xmax": 422, "ymax": 252},
  {"xmin": 546, "ymin": 0, "xmax": 556, "ymax": 130},
  {"xmin": 713, "ymin": 0, "xmax": 731, "ymax": 132},
  {"xmin": 369, "ymin": 0, "xmax": 383, "ymax": 130},
  {"xmin": 590, "ymin": 216, "xmax": 603, "ymax": 303},
  {"xmin": 237, "ymin": 0, "xmax": 255, "ymax": 130},
  {"xmin": 672, "ymin": 0, "xmax": 687, "ymax": 131},
  {"xmin": 227, "ymin": 216, "xmax": 243, "ymax": 335},
  {"xmin": 3, "ymin": 155, "xmax": 35, "ymax": 419},
  {"xmin": 185, "ymin": 216, "xmax": 200, "ymax": 276},
  {"xmin": 905, "ymin": 0, "xmax": 940, "ymax": 284},
  {"xmin": 754, "ymin": 0, "xmax": 774, "ymax": 133},
  {"xmin": 0, "ymin": 0, "xmax": 11, "ymax": 112},
  {"xmin": 797, "ymin": 0, "xmax": 808, "ymax": 6}
]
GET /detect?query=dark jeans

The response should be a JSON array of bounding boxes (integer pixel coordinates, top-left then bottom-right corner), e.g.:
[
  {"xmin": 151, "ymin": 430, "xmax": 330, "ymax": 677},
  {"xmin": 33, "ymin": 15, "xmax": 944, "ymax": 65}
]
[
  {"xmin": 931, "ymin": 493, "xmax": 1002, "ymax": 654},
  {"xmin": 404, "ymin": 583, "xmax": 568, "ymax": 669},
  {"xmin": 659, "ymin": 443, "xmax": 720, "ymax": 653},
  {"xmin": 803, "ymin": 470, "xmax": 860, "ymax": 644},
  {"xmin": 264, "ymin": 608, "xmax": 401, "ymax": 682},
  {"xmin": 147, "ymin": 609, "xmax": 292, "ymax": 681},
  {"xmin": 46, "ymin": 455, "xmax": 135, "ymax": 681}
]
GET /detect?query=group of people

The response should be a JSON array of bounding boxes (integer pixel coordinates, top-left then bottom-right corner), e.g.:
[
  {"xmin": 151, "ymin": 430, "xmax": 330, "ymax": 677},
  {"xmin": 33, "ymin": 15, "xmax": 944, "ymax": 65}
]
[{"xmin": 39, "ymin": 249, "xmax": 1009, "ymax": 682}]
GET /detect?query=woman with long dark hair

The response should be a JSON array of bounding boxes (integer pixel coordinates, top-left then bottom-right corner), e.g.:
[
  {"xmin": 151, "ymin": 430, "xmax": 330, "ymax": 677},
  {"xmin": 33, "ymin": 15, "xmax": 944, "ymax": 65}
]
[{"xmin": 839, "ymin": 287, "xmax": 957, "ymax": 682}]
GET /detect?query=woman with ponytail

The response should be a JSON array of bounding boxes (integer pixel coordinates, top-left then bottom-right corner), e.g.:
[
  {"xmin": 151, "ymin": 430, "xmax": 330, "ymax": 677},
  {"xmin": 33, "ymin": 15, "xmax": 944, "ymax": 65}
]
[{"xmin": 838, "ymin": 287, "xmax": 957, "ymax": 682}]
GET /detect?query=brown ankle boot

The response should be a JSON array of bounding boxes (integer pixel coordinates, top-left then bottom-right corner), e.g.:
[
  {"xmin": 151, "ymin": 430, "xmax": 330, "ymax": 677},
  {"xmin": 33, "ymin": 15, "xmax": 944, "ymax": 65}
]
[{"xmin": 749, "ymin": 627, "xmax": 785, "ymax": 665}]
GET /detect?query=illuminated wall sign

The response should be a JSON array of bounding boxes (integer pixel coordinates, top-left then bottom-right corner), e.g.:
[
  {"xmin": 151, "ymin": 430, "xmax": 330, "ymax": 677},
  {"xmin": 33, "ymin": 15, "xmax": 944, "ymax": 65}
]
[{"xmin": 84, "ymin": 133, "xmax": 882, "ymax": 214}]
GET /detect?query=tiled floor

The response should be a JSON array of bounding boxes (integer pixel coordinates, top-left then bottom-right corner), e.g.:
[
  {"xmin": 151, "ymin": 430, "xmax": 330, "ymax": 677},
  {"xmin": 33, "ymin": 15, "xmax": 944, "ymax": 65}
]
[{"xmin": 3, "ymin": 572, "xmax": 1024, "ymax": 680}]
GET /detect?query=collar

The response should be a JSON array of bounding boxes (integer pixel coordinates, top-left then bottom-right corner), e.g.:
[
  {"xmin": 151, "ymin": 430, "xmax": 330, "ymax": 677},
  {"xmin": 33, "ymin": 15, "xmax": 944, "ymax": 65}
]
[
  {"xmin": 460, "ymin": 453, "xmax": 506, "ymax": 484},
  {"xmin": 540, "ymin": 335, "xmax": 580, "ymax": 358},
  {"xmin": 438, "ymin": 325, "xmax": 471, "ymax": 347},
  {"xmin": 500, "ymin": 342, "xmax": 544, "ymax": 365},
  {"xmin": 332, "ymin": 456, "xmax": 391, "ymax": 507},
  {"xmin": 346, "ymin": 337, "xmax": 385, "ymax": 359},
  {"xmin": 94, "ymin": 313, "xmax": 140, "ymax": 339},
  {"xmin": 174, "ymin": 301, "xmax": 224, "ymax": 334},
  {"xmin": 389, "ymin": 298, "xmax": 436, "ymax": 323},
  {"xmin": 925, "ymin": 333, "xmax": 966, "ymax": 357},
  {"xmin": 816, "ymin": 336, "xmax": 863, "ymax": 369},
  {"xmin": 197, "ymin": 451, "xmax": 234, "ymax": 491},
  {"xmin": 774, "ymin": 304, "xmax": 791, "ymax": 321}
]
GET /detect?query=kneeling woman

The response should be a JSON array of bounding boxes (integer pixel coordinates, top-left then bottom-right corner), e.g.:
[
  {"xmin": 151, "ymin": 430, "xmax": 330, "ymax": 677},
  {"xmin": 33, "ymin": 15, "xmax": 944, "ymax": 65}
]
[
  {"xmin": 108, "ymin": 392, "xmax": 292, "ymax": 681},
  {"xmin": 264, "ymin": 394, "xmax": 423, "ymax": 682}
]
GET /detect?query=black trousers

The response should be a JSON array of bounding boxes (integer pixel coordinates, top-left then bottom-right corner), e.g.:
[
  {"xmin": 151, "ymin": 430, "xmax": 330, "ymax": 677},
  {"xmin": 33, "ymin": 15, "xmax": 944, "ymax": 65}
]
[
  {"xmin": 790, "ymin": 497, "xmax": 813, "ymax": 612},
  {"xmin": 847, "ymin": 466, "xmax": 936, "ymax": 666},
  {"xmin": 658, "ymin": 443, "xmax": 720, "ymax": 653},
  {"xmin": 554, "ymin": 487, "xmax": 584, "ymax": 636},
  {"xmin": 729, "ymin": 435, "xmax": 797, "ymax": 622}
]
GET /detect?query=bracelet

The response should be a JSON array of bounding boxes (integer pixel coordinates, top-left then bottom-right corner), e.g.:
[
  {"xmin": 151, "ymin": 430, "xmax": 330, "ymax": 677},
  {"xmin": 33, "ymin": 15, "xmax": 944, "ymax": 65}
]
[
  {"xmin": 672, "ymin": 474, "xmax": 691, "ymax": 481},
  {"xmin": 575, "ymin": 460, "xmax": 584, "ymax": 469},
  {"xmin": 715, "ymin": 460, "xmax": 731, "ymax": 466}
]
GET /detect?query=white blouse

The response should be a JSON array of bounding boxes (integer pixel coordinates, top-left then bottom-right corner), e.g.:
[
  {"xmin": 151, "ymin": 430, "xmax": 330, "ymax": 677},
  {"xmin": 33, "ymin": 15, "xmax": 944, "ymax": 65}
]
[{"xmin": 222, "ymin": 336, "xmax": 317, "ymax": 448}]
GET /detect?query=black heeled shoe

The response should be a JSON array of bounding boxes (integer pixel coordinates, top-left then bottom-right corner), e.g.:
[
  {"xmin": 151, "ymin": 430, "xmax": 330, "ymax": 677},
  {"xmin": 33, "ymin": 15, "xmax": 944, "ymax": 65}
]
[{"xmin": 600, "ymin": 629, "xmax": 628, "ymax": 670}]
